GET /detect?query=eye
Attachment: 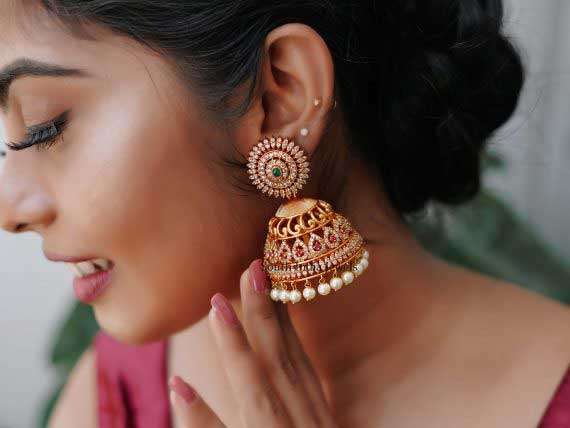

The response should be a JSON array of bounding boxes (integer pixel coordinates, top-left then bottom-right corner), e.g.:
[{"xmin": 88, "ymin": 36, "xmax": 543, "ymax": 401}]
[{"xmin": 2, "ymin": 110, "xmax": 70, "ymax": 153}]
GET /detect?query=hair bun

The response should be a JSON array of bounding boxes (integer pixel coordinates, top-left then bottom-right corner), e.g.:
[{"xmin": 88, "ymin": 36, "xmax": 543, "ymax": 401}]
[{"xmin": 366, "ymin": 0, "xmax": 525, "ymax": 213}]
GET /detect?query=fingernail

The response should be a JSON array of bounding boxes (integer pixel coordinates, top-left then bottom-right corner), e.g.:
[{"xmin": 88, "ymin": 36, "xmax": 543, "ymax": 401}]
[
  {"xmin": 249, "ymin": 259, "xmax": 269, "ymax": 294},
  {"xmin": 211, "ymin": 293, "xmax": 240, "ymax": 326},
  {"xmin": 169, "ymin": 375, "xmax": 198, "ymax": 405}
]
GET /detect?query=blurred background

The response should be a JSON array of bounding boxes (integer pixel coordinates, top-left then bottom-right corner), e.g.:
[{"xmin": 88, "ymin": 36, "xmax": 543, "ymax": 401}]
[{"xmin": 1, "ymin": 1, "xmax": 570, "ymax": 427}]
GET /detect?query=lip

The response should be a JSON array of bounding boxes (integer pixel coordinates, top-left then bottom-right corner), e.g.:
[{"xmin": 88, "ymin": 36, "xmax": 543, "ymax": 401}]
[
  {"xmin": 44, "ymin": 251, "xmax": 104, "ymax": 263},
  {"xmin": 72, "ymin": 264, "xmax": 115, "ymax": 304}
]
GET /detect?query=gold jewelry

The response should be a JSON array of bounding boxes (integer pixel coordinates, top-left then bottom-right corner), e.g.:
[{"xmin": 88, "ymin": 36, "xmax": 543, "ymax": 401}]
[{"xmin": 248, "ymin": 136, "xmax": 370, "ymax": 304}]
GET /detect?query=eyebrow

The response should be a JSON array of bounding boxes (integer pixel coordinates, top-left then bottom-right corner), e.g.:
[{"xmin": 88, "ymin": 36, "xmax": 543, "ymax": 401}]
[{"xmin": 0, "ymin": 57, "xmax": 89, "ymax": 112}]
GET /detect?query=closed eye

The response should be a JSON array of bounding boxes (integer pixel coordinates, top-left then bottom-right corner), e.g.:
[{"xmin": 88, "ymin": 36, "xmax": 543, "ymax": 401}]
[{"xmin": 3, "ymin": 110, "xmax": 69, "ymax": 152}]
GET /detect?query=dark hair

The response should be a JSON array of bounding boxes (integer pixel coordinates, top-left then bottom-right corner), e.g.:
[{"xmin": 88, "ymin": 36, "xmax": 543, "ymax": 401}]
[{"xmin": 37, "ymin": 0, "xmax": 525, "ymax": 216}]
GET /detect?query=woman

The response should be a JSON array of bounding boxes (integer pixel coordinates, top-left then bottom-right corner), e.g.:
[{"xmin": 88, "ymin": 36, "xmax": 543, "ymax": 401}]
[{"xmin": 1, "ymin": 0, "xmax": 569, "ymax": 427}]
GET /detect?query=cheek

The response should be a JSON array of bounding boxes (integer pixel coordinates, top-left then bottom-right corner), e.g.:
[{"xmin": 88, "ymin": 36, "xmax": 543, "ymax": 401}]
[{"xmin": 65, "ymin": 97, "xmax": 242, "ymax": 341}]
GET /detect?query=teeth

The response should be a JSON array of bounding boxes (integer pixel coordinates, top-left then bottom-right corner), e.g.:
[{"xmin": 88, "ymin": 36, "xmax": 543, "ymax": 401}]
[
  {"xmin": 66, "ymin": 258, "xmax": 112, "ymax": 278},
  {"xmin": 76, "ymin": 261, "xmax": 97, "ymax": 276},
  {"xmin": 68, "ymin": 263, "xmax": 83, "ymax": 277}
]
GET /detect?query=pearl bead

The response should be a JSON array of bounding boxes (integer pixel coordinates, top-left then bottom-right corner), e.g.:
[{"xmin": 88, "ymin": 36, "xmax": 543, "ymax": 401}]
[
  {"xmin": 303, "ymin": 287, "xmax": 317, "ymax": 301},
  {"xmin": 289, "ymin": 290, "xmax": 302, "ymax": 304},
  {"xmin": 362, "ymin": 249, "xmax": 369, "ymax": 260},
  {"xmin": 360, "ymin": 258, "xmax": 369, "ymax": 270},
  {"xmin": 318, "ymin": 282, "xmax": 331, "ymax": 295},
  {"xmin": 279, "ymin": 289, "xmax": 290, "ymax": 302},
  {"xmin": 342, "ymin": 271, "xmax": 355, "ymax": 285},
  {"xmin": 270, "ymin": 288, "xmax": 281, "ymax": 301},
  {"xmin": 330, "ymin": 277, "xmax": 343, "ymax": 291},
  {"xmin": 353, "ymin": 263, "xmax": 364, "ymax": 276}
]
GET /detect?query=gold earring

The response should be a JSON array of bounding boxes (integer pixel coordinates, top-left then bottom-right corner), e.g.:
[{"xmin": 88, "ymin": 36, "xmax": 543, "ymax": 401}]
[{"xmin": 247, "ymin": 135, "xmax": 370, "ymax": 304}]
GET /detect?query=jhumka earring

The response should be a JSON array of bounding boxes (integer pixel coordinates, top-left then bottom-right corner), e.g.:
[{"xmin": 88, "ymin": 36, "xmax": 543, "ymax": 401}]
[{"xmin": 247, "ymin": 99, "xmax": 370, "ymax": 304}]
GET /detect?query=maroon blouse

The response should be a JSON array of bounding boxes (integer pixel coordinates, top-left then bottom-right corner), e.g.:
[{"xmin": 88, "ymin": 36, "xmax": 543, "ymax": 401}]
[
  {"xmin": 94, "ymin": 331, "xmax": 171, "ymax": 428},
  {"xmin": 93, "ymin": 330, "xmax": 570, "ymax": 427}
]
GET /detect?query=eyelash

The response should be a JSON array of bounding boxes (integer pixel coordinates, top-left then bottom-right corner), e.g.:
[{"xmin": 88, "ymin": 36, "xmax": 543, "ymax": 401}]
[{"xmin": 2, "ymin": 110, "xmax": 69, "ymax": 154}]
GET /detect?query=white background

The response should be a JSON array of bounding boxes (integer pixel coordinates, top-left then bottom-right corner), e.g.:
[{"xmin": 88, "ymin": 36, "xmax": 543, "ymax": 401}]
[{"xmin": 1, "ymin": 1, "xmax": 570, "ymax": 427}]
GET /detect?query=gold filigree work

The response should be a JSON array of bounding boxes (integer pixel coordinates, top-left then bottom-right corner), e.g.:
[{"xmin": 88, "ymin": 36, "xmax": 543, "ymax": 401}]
[{"xmin": 249, "ymin": 135, "xmax": 370, "ymax": 304}]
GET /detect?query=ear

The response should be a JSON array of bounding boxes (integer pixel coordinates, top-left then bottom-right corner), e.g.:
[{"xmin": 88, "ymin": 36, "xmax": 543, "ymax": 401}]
[{"xmin": 232, "ymin": 23, "xmax": 335, "ymax": 159}]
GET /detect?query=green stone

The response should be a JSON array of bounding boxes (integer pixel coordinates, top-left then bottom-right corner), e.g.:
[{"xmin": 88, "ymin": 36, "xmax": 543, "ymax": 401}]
[{"xmin": 272, "ymin": 167, "xmax": 282, "ymax": 177}]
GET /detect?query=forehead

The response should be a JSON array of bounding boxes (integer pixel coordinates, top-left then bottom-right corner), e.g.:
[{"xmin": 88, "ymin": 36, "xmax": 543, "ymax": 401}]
[
  {"xmin": 1, "ymin": 2, "xmax": 76, "ymax": 43},
  {"xmin": 0, "ymin": 2, "xmax": 166, "ymax": 75},
  {"xmin": 0, "ymin": 2, "xmax": 186, "ymax": 103},
  {"xmin": 0, "ymin": 3, "xmax": 98, "ymax": 69}
]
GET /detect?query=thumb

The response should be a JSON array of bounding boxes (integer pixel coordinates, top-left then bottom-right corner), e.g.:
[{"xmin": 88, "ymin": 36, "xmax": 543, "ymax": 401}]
[{"xmin": 169, "ymin": 375, "xmax": 225, "ymax": 428}]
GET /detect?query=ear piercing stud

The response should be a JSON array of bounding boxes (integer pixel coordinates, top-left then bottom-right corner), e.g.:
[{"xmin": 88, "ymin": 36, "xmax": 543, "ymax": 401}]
[{"xmin": 299, "ymin": 98, "xmax": 322, "ymax": 137}]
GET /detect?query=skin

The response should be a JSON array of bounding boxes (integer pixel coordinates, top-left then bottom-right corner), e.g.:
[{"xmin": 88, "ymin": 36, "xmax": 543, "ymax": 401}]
[
  {"xmin": 0, "ymin": 4, "xmax": 569, "ymax": 428},
  {"xmin": 169, "ymin": 261, "xmax": 339, "ymax": 428}
]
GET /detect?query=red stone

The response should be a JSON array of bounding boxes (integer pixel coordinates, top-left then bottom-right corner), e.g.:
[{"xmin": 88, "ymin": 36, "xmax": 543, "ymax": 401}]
[
  {"xmin": 313, "ymin": 242, "xmax": 322, "ymax": 251},
  {"xmin": 295, "ymin": 248, "xmax": 305, "ymax": 257}
]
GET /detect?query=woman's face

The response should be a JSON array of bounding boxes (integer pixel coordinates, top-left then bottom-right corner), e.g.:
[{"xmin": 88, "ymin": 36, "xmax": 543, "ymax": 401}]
[{"xmin": 0, "ymin": 6, "xmax": 271, "ymax": 343}]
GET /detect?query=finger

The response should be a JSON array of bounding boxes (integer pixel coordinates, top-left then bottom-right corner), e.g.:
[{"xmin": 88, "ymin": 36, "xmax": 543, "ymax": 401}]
[
  {"xmin": 169, "ymin": 375, "xmax": 225, "ymax": 428},
  {"xmin": 241, "ymin": 259, "xmax": 323, "ymax": 427},
  {"xmin": 209, "ymin": 290, "xmax": 292, "ymax": 428},
  {"xmin": 275, "ymin": 301, "xmax": 338, "ymax": 426}
]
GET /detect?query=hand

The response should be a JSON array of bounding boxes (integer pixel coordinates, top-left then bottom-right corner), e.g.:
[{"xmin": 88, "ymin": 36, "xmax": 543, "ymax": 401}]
[{"xmin": 168, "ymin": 258, "xmax": 338, "ymax": 428}]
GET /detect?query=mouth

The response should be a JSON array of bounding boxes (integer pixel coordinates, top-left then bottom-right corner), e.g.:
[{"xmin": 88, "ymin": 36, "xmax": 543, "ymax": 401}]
[
  {"xmin": 68, "ymin": 258, "xmax": 115, "ymax": 304},
  {"xmin": 66, "ymin": 258, "xmax": 113, "ymax": 277}
]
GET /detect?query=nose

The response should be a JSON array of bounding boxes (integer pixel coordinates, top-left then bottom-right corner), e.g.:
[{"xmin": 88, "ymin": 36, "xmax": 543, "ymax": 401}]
[{"xmin": 0, "ymin": 164, "xmax": 56, "ymax": 234}]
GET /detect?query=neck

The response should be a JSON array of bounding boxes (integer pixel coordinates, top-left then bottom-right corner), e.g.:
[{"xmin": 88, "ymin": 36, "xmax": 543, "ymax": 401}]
[
  {"xmin": 171, "ymin": 148, "xmax": 443, "ymax": 409},
  {"xmin": 283, "ymin": 153, "xmax": 438, "ymax": 386}
]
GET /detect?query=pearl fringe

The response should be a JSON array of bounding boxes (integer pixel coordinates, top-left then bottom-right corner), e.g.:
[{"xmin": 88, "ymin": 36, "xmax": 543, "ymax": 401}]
[{"xmin": 269, "ymin": 249, "xmax": 370, "ymax": 304}]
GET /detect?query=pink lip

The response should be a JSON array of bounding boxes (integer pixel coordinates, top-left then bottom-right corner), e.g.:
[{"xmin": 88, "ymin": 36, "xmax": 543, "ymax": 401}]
[
  {"xmin": 44, "ymin": 251, "xmax": 103, "ymax": 263},
  {"xmin": 73, "ymin": 266, "xmax": 114, "ymax": 303}
]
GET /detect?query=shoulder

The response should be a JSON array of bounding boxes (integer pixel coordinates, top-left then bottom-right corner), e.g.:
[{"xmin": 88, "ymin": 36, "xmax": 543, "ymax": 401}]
[
  {"xmin": 466, "ymin": 267, "xmax": 570, "ymax": 340},
  {"xmin": 434, "ymin": 256, "xmax": 570, "ymax": 338},
  {"xmin": 413, "ymin": 258, "xmax": 570, "ymax": 426},
  {"xmin": 468, "ymin": 272, "xmax": 570, "ymax": 374},
  {"xmin": 448, "ymin": 261, "xmax": 570, "ymax": 411},
  {"xmin": 47, "ymin": 346, "xmax": 97, "ymax": 428}
]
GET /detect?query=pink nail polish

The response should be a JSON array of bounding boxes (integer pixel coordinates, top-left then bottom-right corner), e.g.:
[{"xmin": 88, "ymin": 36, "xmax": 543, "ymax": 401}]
[
  {"xmin": 211, "ymin": 293, "xmax": 240, "ymax": 326},
  {"xmin": 169, "ymin": 375, "xmax": 197, "ymax": 405},
  {"xmin": 250, "ymin": 259, "xmax": 269, "ymax": 294}
]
